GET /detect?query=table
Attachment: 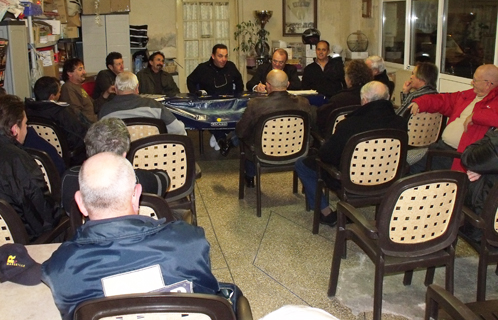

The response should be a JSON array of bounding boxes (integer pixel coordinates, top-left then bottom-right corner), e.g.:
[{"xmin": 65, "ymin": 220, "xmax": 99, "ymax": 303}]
[
  {"xmin": 163, "ymin": 92, "xmax": 327, "ymax": 153},
  {"xmin": 0, "ymin": 243, "xmax": 61, "ymax": 319}
]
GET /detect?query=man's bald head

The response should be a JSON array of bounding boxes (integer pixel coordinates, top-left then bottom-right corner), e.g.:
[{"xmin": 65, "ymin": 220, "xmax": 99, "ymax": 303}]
[
  {"xmin": 360, "ymin": 81, "xmax": 390, "ymax": 105},
  {"xmin": 266, "ymin": 69, "xmax": 289, "ymax": 93},
  {"xmin": 478, "ymin": 64, "xmax": 498, "ymax": 86},
  {"xmin": 76, "ymin": 152, "xmax": 140, "ymax": 219},
  {"xmin": 473, "ymin": 64, "xmax": 498, "ymax": 97}
]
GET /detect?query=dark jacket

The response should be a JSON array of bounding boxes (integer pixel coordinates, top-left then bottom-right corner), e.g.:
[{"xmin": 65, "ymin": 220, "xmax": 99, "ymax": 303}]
[
  {"xmin": 0, "ymin": 135, "xmax": 62, "ymax": 239},
  {"xmin": 246, "ymin": 63, "xmax": 301, "ymax": 91},
  {"xmin": 187, "ymin": 58, "xmax": 243, "ymax": 95},
  {"xmin": 236, "ymin": 91, "xmax": 316, "ymax": 146},
  {"xmin": 92, "ymin": 69, "xmax": 117, "ymax": 100},
  {"xmin": 137, "ymin": 67, "xmax": 180, "ymax": 97},
  {"xmin": 316, "ymin": 85, "xmax": 362, "ymax": 136},
  {"xmin": 24, "ymin": 99, "xmax": 89, "ymax": 153},
  {"xmin": 41, "ymin": 216, "xmax": 219, "ymax": 320},
  {"xmin": 302, "ymin": 56, "xmax": 346, "ymax": 98},
  {"xmin": 317, "ymin": 99, "xmax": 406, "ymax": 167}
]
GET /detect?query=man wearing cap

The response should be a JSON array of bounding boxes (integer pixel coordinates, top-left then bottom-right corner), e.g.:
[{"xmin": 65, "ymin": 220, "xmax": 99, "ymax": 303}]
[
  {"xmin": 42, "ymin": 152, "xmax": 219, "ymax": 320},
  {"xmin": 302, "ymin": 40, "xmax": 346, "ymax": 99},
  {"xmin": 246, "ymin": 49, "xmax": 301, "ymax": 93}
]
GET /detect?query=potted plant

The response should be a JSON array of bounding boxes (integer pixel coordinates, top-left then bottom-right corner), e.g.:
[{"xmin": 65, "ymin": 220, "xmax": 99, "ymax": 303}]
[{"xmin": 234, "ymin": 20, "xmax": 260, "ymax": 68}]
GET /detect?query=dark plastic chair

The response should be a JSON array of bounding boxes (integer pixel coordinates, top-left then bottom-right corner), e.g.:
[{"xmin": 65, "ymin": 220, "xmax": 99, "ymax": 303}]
[
  {"xmin": 460, "ymin": 183, "xmax": 498, "ymax": 301},
  {"xmin": 127, "ymin": 134, "xmax": 199, "ymax": 225},
  {"xmin": 73, "ymin": 292, "xmax": 253, "ymax": 320},
  {"xmin": 329, "ymin": 170, "xmax": 468, "ymax": 320},
  {"xmin": 425, "ymin": 284, "xmax": 498, "ymax": 320},
  {"xmin": 24, "ymin": 147, "xmax": 62, "ymax": 204},
  {"xmin": 312, "ymin": 129, "xmax": 408, "ymax": 234},
  {"xmin": 122, "ymin": 117, "xmax": 167, "ymax": 142},
  {"xmin": 312, "ymin": 104, "xmax": 360, "ymax": 145},
  {"xmin": 0, "ymin": 199, "xmax": 69, "ymax": 245},
  {"xmin": 238, "ymin": 110, "xmax": 311, "ymax": 217},
  {"xmin": 28, "ymin": 116, "xmax": 71, "ymax": 167}
]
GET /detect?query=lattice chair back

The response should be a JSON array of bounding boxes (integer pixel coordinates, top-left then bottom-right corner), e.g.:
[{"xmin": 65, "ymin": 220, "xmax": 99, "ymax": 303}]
[
  {"xmin": 254, "ymin": 110, "xmax": 311, "ymax": 165},
  {"xmin": 0, "ymin": 200, "xmax": 30, "ymax": 245},
  {"xmin": 123, "ymin": 118, "xmax": 167, "ymax": 142},
  {"xmin": 24, "ymin": 148, "xmax": 62, "ymax": 203},
  {"xmin": 327, "ymin": 105, "xmax": 360, "ymax": 137},
  {"xmin": 376, "ymin": 170, "xmax": 467, "ymax": 257},
  {"xmin": 407, "ymin": 112, "xmax": 443, "ymax": 147},
  {"xmin": 28, "ymin": 116, "xmax": 71, "ymax": 166},
  {"xmin": 127, "ymin": 134, "xmax": 196, "ymax": 203},
  {"xmin": 339, "ymin": 129, "xmax": 408, "ymax": 196}
]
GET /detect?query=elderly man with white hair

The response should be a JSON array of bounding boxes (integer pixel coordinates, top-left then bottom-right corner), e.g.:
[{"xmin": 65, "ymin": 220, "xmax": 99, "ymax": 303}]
[
  {"xmin": 98, "ymin": 71, "xmax": 186, "ymax": 135},
  {"xmin": 365, "ymin": 55, "xmax": 392, "ymax": 94},
  {"xmin": 295, "ymin": 81, "xmax": 406, "ymax": 226}
]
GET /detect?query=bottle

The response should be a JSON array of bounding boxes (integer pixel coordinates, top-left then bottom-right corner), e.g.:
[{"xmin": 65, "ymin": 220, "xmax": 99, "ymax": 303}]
[{"xmin": 134, "ymin": 55, "xmax": 143, "ymax": 74}]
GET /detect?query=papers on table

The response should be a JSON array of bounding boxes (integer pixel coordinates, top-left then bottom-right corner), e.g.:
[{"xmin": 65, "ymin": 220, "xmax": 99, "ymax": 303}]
[{"xmin": 287, "ymin": 90, "xmax": 318, "ymax": 95}]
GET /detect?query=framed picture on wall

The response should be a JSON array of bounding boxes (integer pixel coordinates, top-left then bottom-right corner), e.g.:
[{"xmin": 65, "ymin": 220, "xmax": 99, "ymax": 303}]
[{"xmin": 283, "ymin": 0, "xmax": 317, "ymax": 36}]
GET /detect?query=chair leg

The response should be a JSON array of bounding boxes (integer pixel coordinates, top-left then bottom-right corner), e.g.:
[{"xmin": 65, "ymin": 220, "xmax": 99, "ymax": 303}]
[
  {"xmin": 190, "ymin": 189, "xmax": 197, "ymax": 226},
  {"xmin": 239, "ymin": 150, "xmax": 245, "ymax": 200},
  {"xmin": 424, "ymin": 267, "xmax": 436, "ymax": 286},
  {"xmin": 403, "ymin": 270, "xmax": 413, "ymax": 286},
  {"xmin": 312, "ymin": 179, "xmax": 323, "ymax": 234},
  {"xmin": 476, "ymin": 252, "xmax": 488, "ymax": 301},
  {"xmin": 292, "ymin": 170, "xmax": 298, "ymax": 194},
  {"xmin": 199, "ymin": 129, "xmax": 204, "ymax": 155},
  {"xmin": 373, "ymin": 262, "xmax": 385, "ymax": 320},
  {"xmin": 445, "ymin": 251, "xmax": 455, "ymax": 295},
  {"xmin": 256, "ymin": 163, "xmax": 262, "ymax": 217},
  {"xmin": 328, "ymin": 226, "xmax": 346, "ymax": 297}
]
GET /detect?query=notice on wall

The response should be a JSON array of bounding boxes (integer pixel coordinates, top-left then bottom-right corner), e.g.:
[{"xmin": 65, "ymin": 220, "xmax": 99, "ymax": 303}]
[{"xmin": 0, "ymin": 39, "xmax": 8, "ymax": 88}]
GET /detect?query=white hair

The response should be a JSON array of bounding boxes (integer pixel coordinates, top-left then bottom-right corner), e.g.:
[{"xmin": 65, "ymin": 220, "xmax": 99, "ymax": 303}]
[
  {"xmin": 365, "ymin": 55, "xmax": 386, "ymax": 73},
  {"xmin": 115, "ymin": 71, "xmax": 139, "ymax": 92},
  {"xmin": 360, "ymin": 81, "xmax": 390, "ymax": 103}
]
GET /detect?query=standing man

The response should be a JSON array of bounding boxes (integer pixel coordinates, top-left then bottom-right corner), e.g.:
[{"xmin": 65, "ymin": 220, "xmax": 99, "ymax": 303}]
[
  {"xmin": 409, "ymin": 64, "xmax": 498, "ymax": 174},
  {"xmin": 60, "ymin": 58, "xmax": 112, "ymax": 123},
  {"xmin": 187, "ymin": 44, "xmax": 243, "ymax": 95},
  {"xmin": 99, "ymin": 71, "xmax": 186, "ymax": 135},
  {"xmin": 302, "ymin": 41, "xmax": 345, "ymax": 98},
  {"xmin": 42, "ymin": 152, "xmax": 220, "ymax": 320},
  {"xmin": 396, "ymin": 62, "xmax": 439, "ymax": 116},
  {"xmin": 137, "ymin": 51, "xmax": 180, "ymax": 97},
  {"xmin": 92, "ymin": 52, "xmax": 124, "ymax": 100},
  {"xmin": 365, "ymin": 55, "xmax": 393, "ymax": 96},
  {"xmin": 236, "ymin": 69, "xmax": 315, "ymax": 187},
  {"xmin": 246, "ymin": 48, "xmax": 301, "ymax": 92}
]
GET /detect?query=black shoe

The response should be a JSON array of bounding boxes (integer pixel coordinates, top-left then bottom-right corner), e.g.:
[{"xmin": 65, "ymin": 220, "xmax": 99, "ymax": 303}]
[
  {"xmin": 218, "ymin": 138, "xmax": 232, "ymax": 157},
  {"xmin": 319, "ymin": 211, "xmax": 337, "ymax": 227},
  {"xmin": 245, "ymin": 175, "xmax": 255, "ymax": 188}
]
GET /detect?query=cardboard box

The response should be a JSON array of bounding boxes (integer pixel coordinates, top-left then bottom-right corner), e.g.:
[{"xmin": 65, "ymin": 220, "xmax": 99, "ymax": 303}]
[
  {"xmin": 82, "ymin": 0, "xmax": 130, "ymax": 15},
  {"xmin": 39, "ymin": 50, "xmax": 60, "ymax": 77},
  {"xmin": 40, "ymin": 19, "xmax": 61, "ymax": 35},
  {"xmin": 67, "ymin": 13, "xmax": 81, "ymax": 27},
  {"xmin": 61, "ymin": 24, "xmax": 79, "ymax": 39},
  {"xmin": 45, "ymin": 0, "xmax": 68, "ymax": 23}
]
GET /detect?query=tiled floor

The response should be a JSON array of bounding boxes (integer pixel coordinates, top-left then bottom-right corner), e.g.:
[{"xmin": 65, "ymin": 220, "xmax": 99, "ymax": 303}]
[{"xmin": 190, "ymin": 131, "xmax": 497, "ymax": 320}]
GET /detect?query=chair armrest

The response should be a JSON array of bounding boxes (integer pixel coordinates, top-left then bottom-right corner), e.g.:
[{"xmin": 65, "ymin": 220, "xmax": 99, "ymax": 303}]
[
  {"xmin": 316, "ymin": 158, "xmax": 341, "ymax": 180},
  {"xmin": 462, "ymin": 206, "xmax": 485, "ymax": 229},
  {"xmin": 425, "ymin": 284, "xmax": 479, "ymax": 320},
  {"xmin": 337, "ymin": 201, "xmax": 378, "ymax": 239},
  {"xmin": 195, "ymin": 162, "xmax": 202, "ymax": 179},
  {"xmin": 311, "ymin": 130, "xmax": 325, "ymax": 146},
  {"xmin": 425, "ymin": 149, "xmax": 462, "ymax": 171},
  {"xmin": 33, "ymin": 215, "xmax": 70, "ymax": 244},
  {"xmin": 236, "ymin": 295, "xmax": 253, "ymax": 320}
]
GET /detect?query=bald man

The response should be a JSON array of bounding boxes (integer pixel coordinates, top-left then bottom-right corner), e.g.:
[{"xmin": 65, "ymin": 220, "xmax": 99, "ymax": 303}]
[
  {"xmin": 295, "ymin": 81, "xmax": 406, "ymax": 226},
  {"xmin": 42, "ymin": 152, "xmax": 219, "ymax": 319},
  {"xmin": 236, "ymin": 69, "xmax": 315, "ymax": 187},
  {"xmin": 409, "ymin": 64, "xmax": 498, "ymax": 174}
]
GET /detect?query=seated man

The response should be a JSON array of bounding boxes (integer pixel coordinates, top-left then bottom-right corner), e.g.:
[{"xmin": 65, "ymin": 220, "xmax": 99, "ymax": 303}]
[
  {"xmin": 365, "ymin": 55, "xmax": 393, "ymax": 95},
  {"xmin": 26, "ymin": 76, "xmax": 89, "ymax": 165},
  {"xmin": 236, "ymin": 69, "xmax": 315, "ymax": 187},
  {"xmin": 42, "ymin": 152, "xmax": 219, "ymax": 320},
  {"xmin": 137, "ymin": 51, "xmax": 180, "ymax": 97},
  {"xmin": 98, "ymin": 71, "xmax": 186, "ymax": 135},
  {"xmin": 409, "ymin": 64, "xmax": 498, "ymax": 174},
  {"xmin": 316, "ymin": 59, "xmax": 373, "ymax": 136},
  {"xmin": 295, "ymin": 81, "xmax": 406, "ymax": 226},
  {"xmin": 60, "ymin": 58, "xmax": 112, "ymax": 123},
  {"xmin": 396, "ymin": 62, "xmax": 438, "ymax": 116},
  {"xmin": 246, "ymin": 48, "xmax": 301, "ymax": 92},
  {"xmin": 92, "ymin": 51, "xmax": 124, "ymax": 100},
  {"xmin": 61, "ymin": 118, "xmax": 170, "ymax": 211},
  {"xmin": 0, "ymin": 95, "xmax": 62, "ymax": 240},
  {"xmin": 302, "ymin": 41, "xmax": 345, "ymax": 98}
]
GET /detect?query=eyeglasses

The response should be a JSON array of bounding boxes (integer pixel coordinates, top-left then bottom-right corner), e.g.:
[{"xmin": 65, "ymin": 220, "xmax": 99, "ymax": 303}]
[
  {"xmin": 472, "ymin": 78, "xmax": 493, "ymax": 85},
  {"xmin": 272, "ymin": 60, "xmax": 285, "ymax": 66}
]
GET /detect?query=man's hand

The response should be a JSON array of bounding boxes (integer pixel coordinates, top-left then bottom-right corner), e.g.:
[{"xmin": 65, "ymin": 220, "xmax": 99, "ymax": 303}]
[
  {"xmin": 402, "ymin": 80, "xmax": 412, "ymax": 94},
  {"xmin": 464, "ymin": 113, "xmax": 473, "ymax": 132},
  {"xmin": 102, "ymin": 85, "xmax": 116, "ymax": 99},
  {"xmin": 467, "ymin": 170, "xmax": 481, "ymax": 182},
  {"xmin": 255, "ymin": 82, "xmax": 267, "ymax": 93},
  {"xmin": 409, "ymin": 102, "xmax": 419, "ymax": 115}
]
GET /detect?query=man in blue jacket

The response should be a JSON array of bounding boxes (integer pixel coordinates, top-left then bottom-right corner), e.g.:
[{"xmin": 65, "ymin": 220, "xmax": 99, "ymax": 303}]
[{"xmin": 42, "ymin": 152, "xmax": 219, "ymax": 320}]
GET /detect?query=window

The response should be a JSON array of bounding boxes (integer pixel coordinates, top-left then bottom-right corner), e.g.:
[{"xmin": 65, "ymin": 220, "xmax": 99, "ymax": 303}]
[
  {"xmin": 410, "ymin": 0, "xmax": 438, "ymax": 65},
  {"xmin": 382, "ymin": 1, "xmax": 406, "ymax": 64}
]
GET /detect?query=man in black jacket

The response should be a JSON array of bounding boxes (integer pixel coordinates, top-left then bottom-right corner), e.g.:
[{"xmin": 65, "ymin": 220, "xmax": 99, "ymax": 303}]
[
  {"xmin": 0, "ymin": 95, "xmax": 62, "ymax": 240},
  {"xmin": 25, "ymin": 76, "xmax": 89, "ymax": 165},
  {"xmin": 246, "ymin": 49, "xmax": 301, "ymax": 92},
  {"xmin": 92, "ymin": 51, "xmax": 124, "ymax": 100},
  {"xmin": 295, "ymin": 81, "xmax": 406, "ymax": 226}
]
